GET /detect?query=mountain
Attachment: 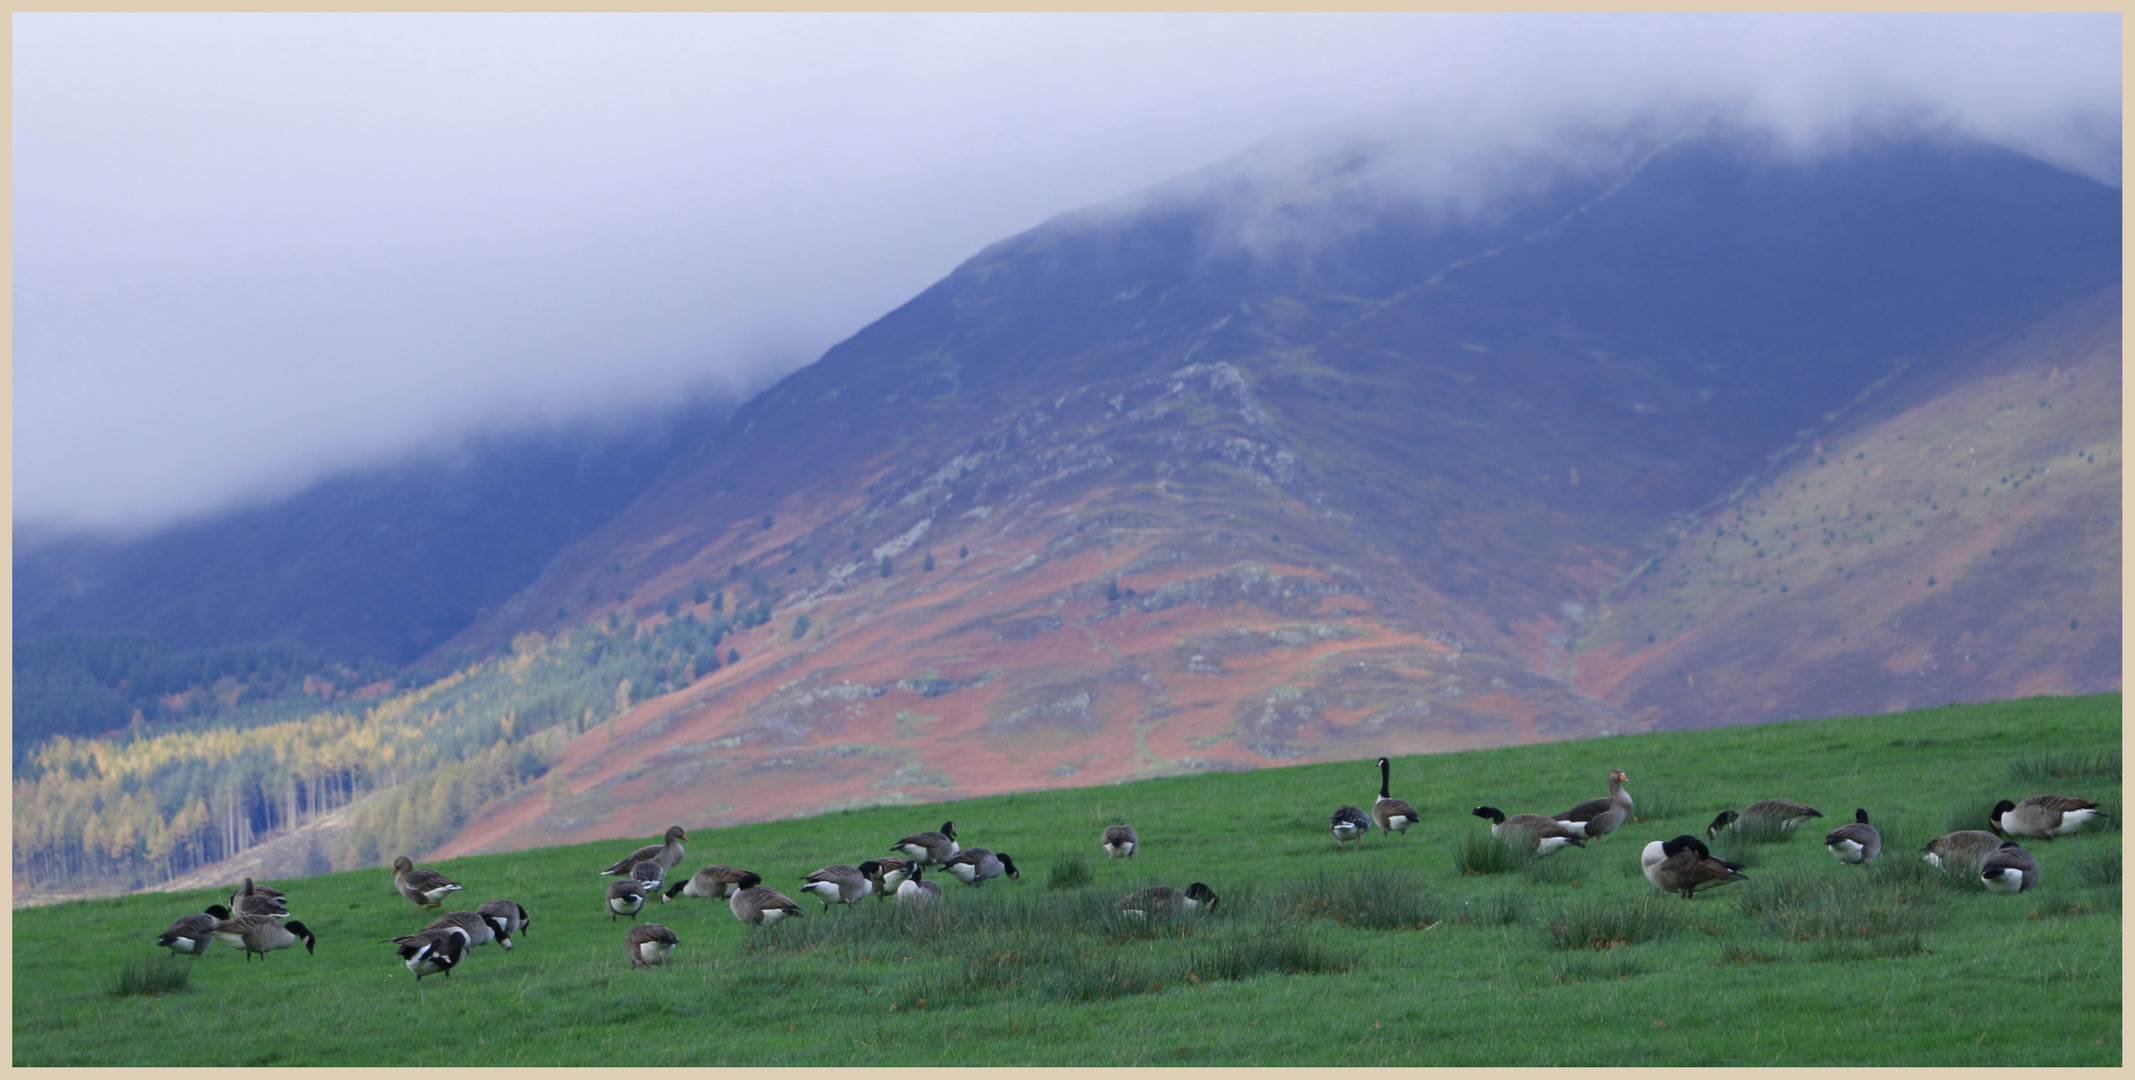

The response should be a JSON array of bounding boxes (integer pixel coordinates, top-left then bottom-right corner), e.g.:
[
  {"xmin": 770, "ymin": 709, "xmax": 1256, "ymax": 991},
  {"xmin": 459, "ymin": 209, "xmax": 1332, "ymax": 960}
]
[{"xmin": 423, "ymin": 122, "xmax": 2117, "ymax": 858}]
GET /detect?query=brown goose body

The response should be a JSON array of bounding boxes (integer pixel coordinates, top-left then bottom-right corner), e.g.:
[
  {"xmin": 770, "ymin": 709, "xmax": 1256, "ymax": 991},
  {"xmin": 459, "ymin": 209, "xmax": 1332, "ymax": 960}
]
[
  {"xmin": 392, "ymin": 856, "xmax": 462, "ymax": 909},
  {"xmin": 1331, "ymin": 805, "xmax": 1373, "ymax": 849},
  {"xmin": 157, "ymin": 904, "xmax": 233, "ymax": 955},
  {"xmin": 1993, "ymin": 795, "xmax": 2105, "ymax": 840},
  {"xmin": 476, "ymin": 899, "xmax": 532, "ymax": 937},
  {"xmin": 599, "ymin": 826, "xmax": 689, "ymax": 875},
  {"xmin": 1981, "ymin": 841, "xmax": 2041, "ymax": 893},
  {"xmin": 800, "ymin": 864, "xmax": 875, "ymax": 910},
  {"xmin": 1471, "ymin": 807, "xmax": 1586, "ymax": 855},
  {"xmin": 1641, "ymin": 835, "xmax": 1748, "ymax": 898},
  {"xmin": 1116, "ymin": 883, "xmax": 1219, "ymax": 915},
  {"xmin": 1101, "ymin": 824, "xmax": 1139, "ymax": 859},
  {"xmin": 891, "ymin": 821, "xmax": 960, "ymax": 865},
  {"xmin": 730, "ymin": 885, "xmax": 804, "ymax": 926},
  {"xmin": 1555, "ymin": 770, "xmax": 1633, "ymax": 840},
  {"xmin": 1372, "ymin": 758, "xmax": 1420, "ymax": 835},
  {"xmin": 1824, "ymin": 808, "xmax": 1882, "ymax": 865},
  {"xmin": 858, "ymin": 858, "xmax": 911, "ymax": 900},
  {"xmin": 1921, "ymin": 830, "xmax": 2005, "ymax": 875},
  {"xmin": 427, "ymin": 909, "xmax": 513, "ymax": 950},
  {"xmin": 607, "ymin": 880, "xmax": 650, "ymax": 923},
  {"xmin": 939, "ymin": 848, "xmax": 1019, "ymax": 886},
  {"xmin": 666, "ymin": 864, "xmax": 763, "ymax": 901},
  {"xmin": 213, "ymin": 915, "xmax": 316, "ymax": 960},
  {"xmin": 894, "ymin": 865, "xmax": 941, "ymax": 906},
  {"xmin": 389, "ymin": 925, "xmax": 468, "ymax": 980},
  {"xmin": 626, "ymin": 923, "xmax": 680, "ymax": 967}
]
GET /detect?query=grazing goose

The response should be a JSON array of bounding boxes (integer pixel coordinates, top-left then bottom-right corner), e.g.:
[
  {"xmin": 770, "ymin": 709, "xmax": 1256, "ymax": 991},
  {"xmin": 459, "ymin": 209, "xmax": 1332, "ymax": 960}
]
[
  {"xmin": 625, "ymin": 923, "xmax": 680, "ymax": 967},
  {"xmin": 858, "ymin": 858, "xmax": 911, "ymax": 901},
  {"xmin": 1331, "ymin": 805, "xmax": 1373, "ymax": 850},
  {"xmin": 1642, "ymin": 835, "xmax": 1748, "ymax": 899},
  {"xmin": 1921, "ymin": 831, "xmax": 2006, "ymax": 875},
  {"xmin": 895, "ymin": 865, "xmax": 941, "ymax": 906},
  {"xmin": 800, "ymin": 865, "xmax": 875, "ymax": 911},
  {"xmin": 1980, "ymin": 841, "xmax": 2041, "ymax": 894},
  {"xmin": 1471, "ymin": 806, "xmax": 1587, "ymax": 855},
  {"xmin": 389, "ymin": 926, "xmax": 468, "ymax": 980},
  {"xmin": 1101, "ymin": 824, "xmax": 1139, "ymax": 859},
  {"xmin": 665, "ymin": 865, "xmax": 763, "ymax": 902},
  {"xmin": 476, "ymin": 899, "xmax": 532, "ymax": 938},
  {"xmin": 628, "ymin": 859, "xmax": 668, "ymax": 898},
  {"xmin": 607, "ymin": 880, "xmax": 650, "ymax": 923},
  {"xmin": 1554, "ymin": 770, "xmax": 1634, "ymax": 840},
  {"xmin": 228, "ymin": 877, "xmax": 287, "ymax": 912},
  {"xmin": 427, "ymin": 910, "xmax": 513, "ymax": 951},
  {"xmin": 729, "ymin": 885, "xmax": 804, "ymax": 926},
  {"xmin": 156, "ymin": 904, "xmax": 233, "ymax": 956},
  {"xmin": 1824, "ymin": 808, "xmax": 1882, "ymax": 865},
  {"xmin": 392, "ymin": 856, "xmax": 463, "ymax": 910},
  {"xmin": 234, "ymin": 893, "xmax": 290, "ymax": 919},
  {"xmin": 890, "ymin": 821, "xmax": 960, "ymax": 866},
  {"xmin": 1992, "ymin": 795, "xmax": 2106, "ymax": 840},
  {"xmin": 1116, "ymin": 883, "xmax": 1219, "ymax": 917},
  {"xmin": 939, "ymin": 848, "xmax": 1019, "ymax": 886},
  {"xmin": 1707, "ymin": 799, "xmax": 1824, "ymax": 838},
  {"xmin": 599, "ymin": 826, "xmax": 689, "ymax": 875},
  {"xmin": 1372, "ymin": 758, "xmax": 1420, "ymax": 836},
  {"xmin": 212, "ymin": 916, "xmax": 316, "ymax": 960}
]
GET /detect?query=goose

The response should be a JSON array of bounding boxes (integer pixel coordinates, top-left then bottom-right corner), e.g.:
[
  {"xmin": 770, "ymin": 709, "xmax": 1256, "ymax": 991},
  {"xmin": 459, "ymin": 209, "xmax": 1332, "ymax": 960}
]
[
  {"xmin": 392, "ymin": 856, "xmax": 462, "ymax": 910},
  {"xmin": 156, "ymin": 904, "xmax": 233, "ymax": 956},
  {"xmin": 1331, "ymin": 805, "xmax": 1373, "ymax": 850},
  {"xmin": 1554, "ymin": 769, "xmax": 1633, "ymax": 840},
  {"xmin": 426, "ymin": 910, "xmax": 513, "ymax": 951},
  {"xmin": 1992, "ymin": 795, "xmax": 2105, "ymax": 840},
  {"xmin": 228, "ymin": 877, "xmax": 287, "ymax": 912},
  {"xmin": 895, "ymin": 865, "xmax": 941, "ymax": 906},
  {"xmin": 1824, "ymin": 808, "xmax": 1882, "ymax": 865},
  {"xmin": 729, "ymin": 885, "xmax": 804, "ymax": 926},
  {"xmin": 1642, "ymin": 835, "xmax": 1748, "ymax": 898},
  {"xmin": 1471, "ymin": 806, "xmax": 1587, "ymax": 855},
  {"xmin": 1921, "ymin": 831, "xmax": 2005, "ymax": 874},
  {"xmin": 890, "ymin": 821, "xmax": 960, "ymax": 866},
  {"xmin": 625, "ymin": 923, "xmax": 680, "ymax": 967},
  {"xmin": 233, "ymin": 892, "xmax": 290, "ymax": 919},
  {"xmin": 1707, "ymin": 799, "xmax": 1823, "ymax": 838},
  {"xmin": 476, "ymin": 899, "xmax": 532, "ymax": 938},
  {"xmin": 939, "ymin": 848, "xmax": 1019, "ymax": 886},
  {"xmin": 1101, "ymin": 824, "xmax": 1139, "ymax": 859},
  {"xmin": 1372, "ymin": 758, "xmax": 1420, "ymax": 836},
  {"xmin": 628, "ymin": 859, "xmax": 668, "ymax": 898},
  {"xmin": 389, "ymin": 926, "xmax": 468, "ymax": 980},
  {"xmin": 1116, "ymin": 883, "xmax": 1219, "ymax": 917},
  {"xmin": 599, "ymin": 826, "xmax": 690, "ymax": 875},
  {"xmin": 212, "ymin": 916, "xmax": 316, "ymax": 961},
  {"xmin": 857, "ymin": 858, "xmax": 911, "ymax": 901},
  {"xmin": 800, "ymin": 865, "xmax": 875, "ymax": 910},
  {"xmin": 665, "ymin": 865, "xmax": 763, "ymax": 902},
  {"xmin": 1980, "ymin": 841, "xmax": 2040, "ymax": 894},
  {"xmin": 607, "ymin": 880, "xmax": 650, "ymax": 923}
]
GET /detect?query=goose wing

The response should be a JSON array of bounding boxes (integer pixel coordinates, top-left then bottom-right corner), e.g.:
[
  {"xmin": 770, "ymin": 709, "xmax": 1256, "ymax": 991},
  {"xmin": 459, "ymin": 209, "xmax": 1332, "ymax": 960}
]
[
  {"xmin": 401, "ymin": 867, "xmax": 460, "ymax": 892},
  {"xmin": 1555, "ymin": 795, "xmax": 1612, "ymax": 823},
  {"xmin": 2021, "ymin": 794, "xmax": 2100, "ymax": 814},
  {"xmin": 601, "ymin": 843, "xmax": 665, "ymax": 875}
]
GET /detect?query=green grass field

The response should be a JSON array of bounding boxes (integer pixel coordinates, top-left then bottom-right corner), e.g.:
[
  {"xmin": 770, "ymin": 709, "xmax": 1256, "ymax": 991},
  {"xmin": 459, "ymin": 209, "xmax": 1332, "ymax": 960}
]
[{"xmin": 15, "ymin": 694, "xmax": 2121, "ymax": 1066}]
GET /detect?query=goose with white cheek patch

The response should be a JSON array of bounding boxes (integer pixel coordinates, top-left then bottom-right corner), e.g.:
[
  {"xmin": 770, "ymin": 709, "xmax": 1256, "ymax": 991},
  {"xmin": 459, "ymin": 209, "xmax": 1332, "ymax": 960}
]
[
  {"xmin": 1372, "ymin": 758, "xmax": 1420, "ymax": 836},
  {"xmin": 1116, "ymin": 883, "xmax": 1219, "ymax": 917},
  {"xmin": 1992, "ymin": 795, "xmax": 2106, "ymax": 841},
  {"xmin": 392, "ymin": 856, "xmax": 462, "ymax": 910},
  {"xmin": 626, "ymin": 923, "xmax": 680, "ymax": 967},
  {"xmin": 1707, "ymin": 799, "xmax": 1824, "ymax": 839},
  {"xmin": 939, "ymin": 848, "xmax": 1019, "ymax": 886},
  {"xmin": 1554, "ymin": 770, "xmax": 1633, "ymax": 840},
  {"xmin": 665, "ymin": 865, "xmax": 762, "ymax": 902},
  {"xmin": 390, "ymin": 925, "xmax": 468, "ymax": 980},
  {"xmin": 427, "ymin": 910, "xmax": 513, "ymax": 951},
  {"xmin": 895, "ymin": 865, "xmax": 941, "ymax": 906},
  {"xmin": 1824, "ymin": 808, "xmax": 1882, "ymax": 865},
  {"xmin": 476, "ymin": 899, "xmax": 531, "ymax": 938},
  {"xmin": 599, "ymin": 826, "xmax": 689, "ymax": 876},
  {"xmin": 1331, "ymin": 805, "xmax": 1373, "ymax": 850},
  {"xmin": 730, "ymin": 885, "xmax": 804, "ymax": 926},
  {"xmin": 607, "ymin": 880, "xmax": 650, "ymax": 923},
  {"xmin": 213, "ymin": 916, "xmax": 317, "ymax": 960},
  {"xmin": 1472, "ymin": 807, "xmax": 1586, "ymax": 856},
  {"xmin": 891, "ymin": 821, "xmax": 960, "ymax": 866},
  {"xmin": 1101, "ymin": 824, "xmax": 1139, "ymax": 859},
  {"xmin": 156, "ymin": 904, "xmax": 233, "ymax": 956},
  {"xmin": 858, "ymin": 858, "xmax": 910, "ymax": 901},
  {"xmin": 800, "ymin": 865, "xmax": 875, "ymax": 910},
  {"xmin": 1980, "ymin": 841, "xmax": 2040, "ymax": 894},
  {"xmin": 1642, "ymin": 835, "xmax": 1748, "ymax": 899}
]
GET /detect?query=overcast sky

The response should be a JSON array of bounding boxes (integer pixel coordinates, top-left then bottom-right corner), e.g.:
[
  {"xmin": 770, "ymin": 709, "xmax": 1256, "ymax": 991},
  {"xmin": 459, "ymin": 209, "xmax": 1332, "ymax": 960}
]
[{"xmin": 13, "ymin": 13, "xmax": 2119, "ymax": 536}]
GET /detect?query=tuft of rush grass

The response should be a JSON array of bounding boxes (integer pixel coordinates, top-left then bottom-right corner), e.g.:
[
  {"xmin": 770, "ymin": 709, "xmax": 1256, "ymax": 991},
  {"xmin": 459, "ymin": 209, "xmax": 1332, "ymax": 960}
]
[
  {"xmin": 1549, "ymin": 950, "xmax": 1648, "ymax": 983},
  {"xmin": 1048, "ymin": 851, "xmax": 1096, "ymax": 890},
  {"xmin": 2071, "ymin": 849, "xmax": 2120, "ymax": 887},
  {"xmin": 1273, "ymin": 866, "xmax": 1442, "ymax": 930},
  {"xmin": 108, "ymin": 957, "xmax": 191, "ymax": 998},
  {"xmin": 1541, "ymin": 895, "xmax": 1681, "ymax": 951},
  {"xmin": 1452, "ymin": 832, "xmax": 1534, "ymax": 875},
  {"xmin": 1633, "ymin": 786, "xmax": 1692, "ymax": 822},
  {"xmin": 2007, "ymin": 749, "xmax": 2121, "ymax": 784}
]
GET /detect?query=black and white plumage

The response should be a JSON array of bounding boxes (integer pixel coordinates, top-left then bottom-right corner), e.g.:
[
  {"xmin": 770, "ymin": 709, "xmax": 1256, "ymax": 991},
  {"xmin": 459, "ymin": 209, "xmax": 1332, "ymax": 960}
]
[
  {"xmin": 156, "ymin": 904, "xmax": 233, "ymax": 956},
  {"xmin": 476, "ymin": 899, "xmax": 532, "ymax": 938},
  {"xmin": 599, "ymin": 826, "xmax": 689, "ymax": 876},
  {"xmin": 1921, "ymin": 831, "xmax": 2005, "ymax": 875},
  {"xmin": 1824, "ymin": 808, "xmax": 1882, "ymax": 865},
  {"xmin": 625, "ymin": 923, "xmax": 680, "ymax": 967},
  {"xmin": 939, "ymin": 848, "xmax": 1019, "ymax": 886},
  {"xmin": 213, "ymin": 916, "xmax": 317, "ymax": 960},
  {"xmin": 891, "ymin": 821, "xmax": 961, "ymax": 866},
  {"xmin": 1101, "ymin": 824, "xmax": 1139, "ymax": 859},
  {"xmin": 1992, "ymin": 795, "xmax": 2105, "ymax": 840},
  {"xmin": 1980, "ymin": 841, "xmax": 2041, "ymax": 894},
  {"xmin": 1331, "ymin": 805, "xmax": 1373, "ymax": 849},
  {"xmin": 1372, "ymin": 758, "xmax": 1420, "ymax": 836},
  {"xmin": 390, "ymin": 926, "xmax": 469, "ymax": 980},
  {"xmin": 800, "ymin": 865, "xmax": 875, "ymax": 910},
  {"xmin": 895, "ymin": 865, "xmax": 941, "ymax": 906},
  {"xmin": 628, "ymin": 859, "xmax": 668, "ymax": 899},
  {"xmin": 1555, "ymin": 769, "xmax": 1634, "ymax": 840},
  {"xmin": 392, "ymin": 856, "xmax": 462, "ymax": 910},
  {"xmin": 730, "ymin": 885, "xmax": 804, "ymax": 926},
  {"xmin": 1640, "ymin": 835, "xmax": 1749, "ymax": 898},
  {"xmin": 665, "ymin": 865, "xmax": 763, "ymax": 902},
  {"xmin": 857, "ymin": 858, "xmax": 911, "ymax": 901},
  {"xmin": 606, "ymin": 880, "xmax": 650, "ymax": 923},
  {"xmin": 427, "ymin": 910, "xmax": 513, "ymax": 951},
  {"xmin": 1116, "ymin": 883, "xmax": 1219, "ymax": 917},
  {"xmin": 1471, "ymin": 806, "xmax": 1587, "ymax": 855}
]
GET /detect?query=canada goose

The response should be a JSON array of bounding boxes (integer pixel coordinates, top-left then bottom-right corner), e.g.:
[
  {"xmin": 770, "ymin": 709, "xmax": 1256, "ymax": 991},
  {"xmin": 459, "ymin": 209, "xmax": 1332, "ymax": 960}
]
[
  {"xmin": 156, "ymin": 904, "xmax": 233, "ymax": 956},
  {"xmin": 1116, "ymin": 883, "xmax": 1219, "ymax": 916},
  {"xmin": 857, "ymin": 858, "xmax": 911, "ymax": 901},
  {"xmin": 1372, "ymin": 758, "xmax": 1419, "ymax": 836},
  {"xmin": 628, "ymin": 859, "xmax": 668, "ymax": 897},
  {"xmin": 1331, "ymin": 805, "xmax": 1373, "ymax": 850},
  {"xmin": 891, "ymin": 821, "xmax": 960, "ymax": 866},
  {"xmin": 800, "ymin": 865, "xmax": 875, "ymax": 910},
  {"xmin": 476, "ymin": 899, "xmax": 531, "ymax": 938},
  {"xmin": 1101, "ymin": 824, "xmax": 1139, "ymax": 859},
  {"xmin": 1554, "ymin": 770, "xmax": 1634, "ymax": 840},
  {"xmin": 665, "ymin": 865, "xmax": 763, "ymax": 902},
  {"xmin": 228, "ymin": 877, "xmax": 287, "ymax": 912},
  {"xmin": 607, "ymin": 880, "xmax": 650, "ymax": 923},
  {"xmin": 392, "ymin": 856, "xmax": 462, "ymax": 910},
  {"xmin": 895, "ymin": 865, "xmax": 941, "ymax": 906},
  {"xmin": 427, "ymin": 910, "xmax": 513, "ymax": 951},
  {"xmin": 730, "ymin": 885, "xmax": 804, "ymax": 926},
  {"xmin": 389, "ymin": 926, "xmax": 468, "ymax": 980},
  {"xmin": 212, "ymin": 916, "xmax": 316, "ymax": 960},
  {"xmin": 599, "ymin": 826, "xmax": 689, "ymax": 875},
  {"xmin": 1824, "ymin": 808, "xmax": 1882, "ymax": 865},
  {"xmin": 1471, "ymin": 806, "xmax": 1587, "ymax": 855},
  {"xmin": 1921, "ymin": 831, "xmax": 2005, "ymax": 875},
  {"xmin": 1707, "ymin": 799, "xmax": 1823, "ymax": 838},
  {"xmin": 939, "ymin": 848, "xmax": 1019, "ymax": 886},
  {"xmin": 625, "ymin": 923, "xmax": 680, "ymax": 967},
  {"xmin": 1642, "ymin": 835, "xmax": 1748, "ymax": 899},
  {"xmin": 233, "ymin": 893, "xmax": 290, "ymax": 919},
  {"xmin": 1980, "ymin": 841, "xmax": 2041, "ymax": 894},
  {"xmin": 1992, "ymin": 795, "xmax": 2105, "ymax": 840}
]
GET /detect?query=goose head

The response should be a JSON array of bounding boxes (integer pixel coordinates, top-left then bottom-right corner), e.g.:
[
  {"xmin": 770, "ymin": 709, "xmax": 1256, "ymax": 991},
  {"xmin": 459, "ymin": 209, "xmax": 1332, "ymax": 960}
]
[
  {"xmin": 1471, "ymin": 806, "xmax": 1506, "ymax": 825},
  {"xmin": 284, "ymin": 920, "xmax": 317, "ymax": 954},
  {"xmin": 1706, "ymin": 811, "xmax": 1738, "ymax": 839}
]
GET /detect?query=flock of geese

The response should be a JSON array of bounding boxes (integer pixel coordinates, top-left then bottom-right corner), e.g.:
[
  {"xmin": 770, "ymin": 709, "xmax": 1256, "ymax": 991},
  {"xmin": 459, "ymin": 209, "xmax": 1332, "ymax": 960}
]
[{"xmin": 151, "ymin": 760, "xmax": 2105, "ymax": 978}]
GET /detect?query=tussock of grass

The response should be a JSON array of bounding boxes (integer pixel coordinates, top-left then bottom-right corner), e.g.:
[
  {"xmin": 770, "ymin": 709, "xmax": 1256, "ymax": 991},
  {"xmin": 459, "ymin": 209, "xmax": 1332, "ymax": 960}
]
[
  {"xmin": 108, "ymin": 957, "xmax": 190, "ymax": 998},
  {"xmin": 1542, "ymin": 896, "xmax": 1681, "ymax": 951},
  {"xmin": 1719, "ymin": 944, "xmax": 1783, "ymax": 966},
  {"xmin": 1453, "ymin": 832, "xmax": 1534, "ymax": 876},
  {"xmin": 1275, "ymin": 867, "xmax": 1441, "ymax": 930},
  {"xmin": 1457, "ymin": 890, "xmax": 1526, "ymax": 926},
  {"xmin": 1811, "ymin": 935, "xmax": 1925, "ymax": 962},
  {"xmin": 1048, "ymin": 851, "xmax": 1095, "ymax": 891},
  {"xmin": 1738, "ymin": 871, "xmax": 1936, "ymax": 943},
  {"xmin": 1550, "ymin": 951, "xmax": 1647, "ymax": 983},
  {"xmin": 1634, "ymin": 786, "xmax": 1691, "ymax": 822},
  {"xmin": 2007, "ymin": 749, "xmax": 2121, "ymax": 784},
  {"xmin": 1703, "ymin": 832, "xmax": 1762, "ymax": 869},
  {"xmin": 2071, "ymin": 849, "xmax": 2120, "ymax": 887},
  {"xmin": 891, "ymin": 926, "xmax": 1349, "ymax": 1009}
]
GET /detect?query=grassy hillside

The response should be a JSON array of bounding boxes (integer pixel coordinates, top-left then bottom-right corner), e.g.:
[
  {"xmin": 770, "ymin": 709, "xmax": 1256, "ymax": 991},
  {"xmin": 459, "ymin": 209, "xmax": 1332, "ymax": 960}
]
[{"xmin": 14, "ymin": 694, "xmax": 2119, "ymax": 1067}]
